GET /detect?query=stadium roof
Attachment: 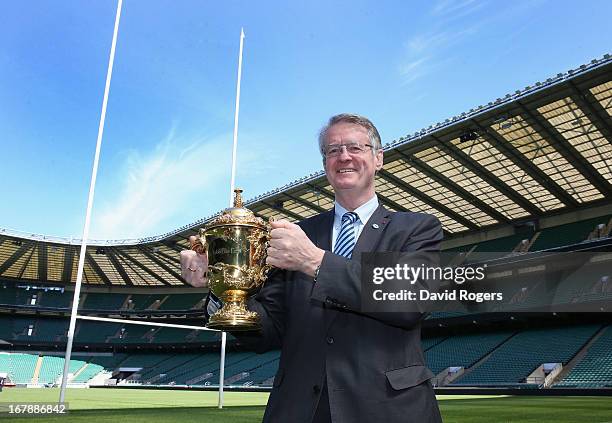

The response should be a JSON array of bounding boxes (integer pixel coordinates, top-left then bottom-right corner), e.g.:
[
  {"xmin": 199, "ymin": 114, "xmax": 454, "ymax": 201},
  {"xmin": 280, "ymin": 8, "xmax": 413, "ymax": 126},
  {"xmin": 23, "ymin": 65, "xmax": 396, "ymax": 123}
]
[{"xmin": 1, "ymin": 55, "xmax": 611, "ymax": 286}]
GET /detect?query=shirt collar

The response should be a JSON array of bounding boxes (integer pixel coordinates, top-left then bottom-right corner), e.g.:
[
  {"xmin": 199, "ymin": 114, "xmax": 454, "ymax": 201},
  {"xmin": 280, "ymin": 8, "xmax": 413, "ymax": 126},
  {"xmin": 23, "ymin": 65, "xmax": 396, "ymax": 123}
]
[{"xmin": 334, "ymin": 195, "xmax": 379, "ymax": 225}]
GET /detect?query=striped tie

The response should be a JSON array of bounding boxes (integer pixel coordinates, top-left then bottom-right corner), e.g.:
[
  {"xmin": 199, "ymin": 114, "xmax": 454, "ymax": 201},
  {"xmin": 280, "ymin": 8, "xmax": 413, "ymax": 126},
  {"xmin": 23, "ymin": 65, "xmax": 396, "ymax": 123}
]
[{"xmin": 334, "ymin": 212, "xmax": 359, "ymax": 258}]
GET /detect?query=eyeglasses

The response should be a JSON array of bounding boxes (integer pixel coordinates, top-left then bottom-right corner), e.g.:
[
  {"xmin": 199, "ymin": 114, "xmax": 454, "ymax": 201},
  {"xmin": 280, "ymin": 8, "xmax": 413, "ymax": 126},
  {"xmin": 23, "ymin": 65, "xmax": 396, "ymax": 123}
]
[{"xmin": 323, "ymin": 143, "xmax": 374, "ymax": 157}]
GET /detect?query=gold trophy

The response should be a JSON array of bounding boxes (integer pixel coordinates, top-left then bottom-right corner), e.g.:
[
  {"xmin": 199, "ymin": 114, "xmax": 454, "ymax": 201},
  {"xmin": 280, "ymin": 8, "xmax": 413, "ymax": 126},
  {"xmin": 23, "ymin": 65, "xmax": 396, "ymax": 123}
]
[{"xmin": 202, "ymin": 188, "xmax": 271, "ymax": 331}]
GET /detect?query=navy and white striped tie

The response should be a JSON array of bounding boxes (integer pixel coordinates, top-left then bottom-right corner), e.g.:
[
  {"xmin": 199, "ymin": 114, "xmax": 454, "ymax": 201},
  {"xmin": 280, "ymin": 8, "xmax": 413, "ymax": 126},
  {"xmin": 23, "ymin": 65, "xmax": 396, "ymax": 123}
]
[{"xmin": 334, "ymin": 212, "xmax": 359, "ymax": 258}]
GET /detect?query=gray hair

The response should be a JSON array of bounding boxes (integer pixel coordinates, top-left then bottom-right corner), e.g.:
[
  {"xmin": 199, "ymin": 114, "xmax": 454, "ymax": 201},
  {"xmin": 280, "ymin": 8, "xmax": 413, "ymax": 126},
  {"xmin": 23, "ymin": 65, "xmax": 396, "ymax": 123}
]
[{"xmin": 318, "ymin": 113, "xmax": 382, "ymax": 162}]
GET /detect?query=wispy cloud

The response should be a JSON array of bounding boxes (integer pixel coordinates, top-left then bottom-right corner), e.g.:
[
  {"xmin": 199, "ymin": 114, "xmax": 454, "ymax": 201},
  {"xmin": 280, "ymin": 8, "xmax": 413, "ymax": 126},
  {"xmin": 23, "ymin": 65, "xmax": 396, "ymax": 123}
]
[
  {"xmin": 397, "ymin": 0, "xmax": 486, "ymax": 86},
  {"xmin": 431, "ymin": 0, "xmax": 483, "ymax": 18},
  {"xmin": 398, "ymin": 57, "xmax": 430, "ymax": 85},
  {"xmin": 89, "ymin": 125, "xmax": 268, "ymax": 240},
  {"xmin": 398, "ymin": 26, "xmax": 475, "ymax": 86}
]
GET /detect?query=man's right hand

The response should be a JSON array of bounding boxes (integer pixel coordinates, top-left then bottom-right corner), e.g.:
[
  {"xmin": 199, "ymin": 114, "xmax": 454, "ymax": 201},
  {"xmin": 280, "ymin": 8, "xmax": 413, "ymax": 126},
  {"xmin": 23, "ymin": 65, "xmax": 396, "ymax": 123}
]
[{"xmin": 180, "ymin": 235, "xmax": 209, "ymax": 287}]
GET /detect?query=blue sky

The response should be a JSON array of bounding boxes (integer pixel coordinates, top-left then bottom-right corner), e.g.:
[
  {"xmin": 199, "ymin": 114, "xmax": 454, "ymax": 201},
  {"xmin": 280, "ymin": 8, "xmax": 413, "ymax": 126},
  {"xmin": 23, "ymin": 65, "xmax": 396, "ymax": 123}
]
[{"xmin": 0, "ymin": 0, "xmax": 610, "ymax": 240}]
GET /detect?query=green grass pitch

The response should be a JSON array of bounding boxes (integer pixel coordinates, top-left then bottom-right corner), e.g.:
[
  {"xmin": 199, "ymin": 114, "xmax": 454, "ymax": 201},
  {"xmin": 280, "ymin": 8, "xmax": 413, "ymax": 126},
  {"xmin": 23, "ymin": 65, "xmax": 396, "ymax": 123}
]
[{"xmin": 0, "ymin": 388, "xmax": 611, "ymax": 422}]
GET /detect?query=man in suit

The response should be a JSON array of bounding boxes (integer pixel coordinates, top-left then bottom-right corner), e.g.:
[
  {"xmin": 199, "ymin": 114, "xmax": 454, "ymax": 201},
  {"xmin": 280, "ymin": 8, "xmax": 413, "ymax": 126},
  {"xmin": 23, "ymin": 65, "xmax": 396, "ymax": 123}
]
[{"xmin": 234, "ymin": 113, "xmax": 443, "ymax": 422}]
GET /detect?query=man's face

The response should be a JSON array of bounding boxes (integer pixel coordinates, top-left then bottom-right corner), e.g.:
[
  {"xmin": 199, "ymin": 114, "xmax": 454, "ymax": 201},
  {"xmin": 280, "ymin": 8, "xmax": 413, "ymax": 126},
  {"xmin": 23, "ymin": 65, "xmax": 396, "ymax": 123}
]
[{"xmin": 323, "ymin": 122, "xmax": 383, "ymax": 199}]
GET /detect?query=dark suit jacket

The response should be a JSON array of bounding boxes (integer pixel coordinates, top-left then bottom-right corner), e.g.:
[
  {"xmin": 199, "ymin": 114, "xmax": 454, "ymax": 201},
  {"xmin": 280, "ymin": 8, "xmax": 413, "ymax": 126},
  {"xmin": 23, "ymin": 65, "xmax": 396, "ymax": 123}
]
[{"xmin": 245, "ymin": 205, "xmax": 443, "ymax": 423}]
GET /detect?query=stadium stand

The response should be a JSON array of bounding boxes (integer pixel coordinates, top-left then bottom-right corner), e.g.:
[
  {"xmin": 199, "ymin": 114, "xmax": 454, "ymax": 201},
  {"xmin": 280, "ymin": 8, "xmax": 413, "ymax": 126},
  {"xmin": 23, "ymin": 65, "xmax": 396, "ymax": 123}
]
[
  {"xmin": 220, "ymin": 350, "xmax": 279, "ymax": 385},
  {"xmin": 421, "ymin": 335, "xmax": 448, "ymax": 350},
  {"xmin": 5, "ymin": 353, "xmax": 38, "ymax": 384},
  {"xmin": 551, "ymin": 261, "xmax": 612, "ymax": 305},
  {"xmin": 74, "ymin": 321, "xmax": 121, "ymax": 344},
  {"xmin": 157, "ymin": 293, "xmax": 205, "ymax": 310},
  {"xmin": 152, "ymin": 327, "xmax": 217, "ymax": 343},
  {"xmin": 140, "ymin": 353, "xmax": 202, "ymax": 384},
  {"xmin": 38, "ymin": 290, "xmax": 72, "ymax": 308},
  {"xmin": 29, "ymin": 319, "xmax": 68, "ymax": 343},
  {"xmin": 113, "ymin": 324, "xmax": 157, "ymax": 344},
  {"xmin": 453, "ymin": 325, "xmax": 601, "ymax": 386},
  {"xmin": 530, "ymin": 215, "xmax": 612, "ymax": 251},
  {"xmin": 71, "ymin": 362, "xmax": 105, "ymax": 383},
  {"xmin": 88, "ymin": 353, "xmax": 129, "ymax": 369},
  {"xmin": 81, "ymin": 292, "xmax": 128, "ymax": 310},
  {"xmin": 155, "ymin": 352, "xmax": 221, "ymax": 385},
  {"xmin": 556, "ymin": 325, "xmax": 612, "ymax": 388},
  {"xmin": 0, "ymin": 55, "xmax": 611, "ymax": 394},
  {"xmin": 12, "ymin": 317, "xmax": 36, "ymax": 340},
  {"xmin": 36, "ymin": 355, "xmax": 85, "ymax": 384},
  {"xmin": 426, "ymin": 331, "xmax": 515, "ymax": 375}
]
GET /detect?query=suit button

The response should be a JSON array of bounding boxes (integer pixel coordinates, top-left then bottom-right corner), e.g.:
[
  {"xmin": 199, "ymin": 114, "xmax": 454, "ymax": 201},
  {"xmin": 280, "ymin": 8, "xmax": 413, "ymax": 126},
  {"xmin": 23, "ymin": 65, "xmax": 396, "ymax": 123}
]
[
  {"xmin": 326, "ymin": 336, "xmax": 334, "ymax": 345},
  {"xmin": 313, "ymin": 385, "xmax": 321, "ymax": 394}
]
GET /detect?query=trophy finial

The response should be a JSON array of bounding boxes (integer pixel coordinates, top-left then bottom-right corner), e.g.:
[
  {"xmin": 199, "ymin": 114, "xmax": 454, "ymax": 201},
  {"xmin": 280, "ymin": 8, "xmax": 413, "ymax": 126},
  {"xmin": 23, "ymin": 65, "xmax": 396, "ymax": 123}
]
[{"xmin": 234, "ymin": 188, "xmax": 244, "ymax": 208}]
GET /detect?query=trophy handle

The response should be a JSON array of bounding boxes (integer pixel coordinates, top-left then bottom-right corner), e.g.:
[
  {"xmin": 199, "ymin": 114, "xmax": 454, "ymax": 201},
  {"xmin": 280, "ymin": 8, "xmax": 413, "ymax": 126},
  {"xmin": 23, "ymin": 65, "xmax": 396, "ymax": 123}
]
[{"xmin": 263, "ymin": 220, "xmax": 275, "ymax": 276}]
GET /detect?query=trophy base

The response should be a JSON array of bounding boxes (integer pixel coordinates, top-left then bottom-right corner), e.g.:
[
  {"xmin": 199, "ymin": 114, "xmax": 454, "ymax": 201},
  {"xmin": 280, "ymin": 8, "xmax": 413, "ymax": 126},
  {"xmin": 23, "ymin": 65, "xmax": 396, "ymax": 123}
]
[{"xmin": 206, "ymin": 290, "xmax": 262, "ymax": 332}]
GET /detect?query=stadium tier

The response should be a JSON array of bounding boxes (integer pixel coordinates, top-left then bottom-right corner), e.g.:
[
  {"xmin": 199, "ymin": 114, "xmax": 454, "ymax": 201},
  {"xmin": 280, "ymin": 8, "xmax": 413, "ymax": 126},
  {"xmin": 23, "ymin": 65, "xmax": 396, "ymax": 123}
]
[
  {"xmin": 2, "ymin": 323, "xmax": 612, "ymax": 388},
  {"xmin": 81, "ymin": 292, "xmax": 128, "ymax": 310},
  {"xmin": 140, "ymin": 353, "xmax": 202, "ymax": 384},
  {"xmin": 88, "ymin": 353, "xmax": 129, "ymax": 368},
  {"xmin": 0, "ymin": 316, "xmax": 221, "ymax": 346},
  {"xmin": 1, "ymin": 211, "xmax": 611, "ymax": 388},
  {"xmin": 453, "ymin": 325, "xmax": 601, "ymax": 386},
  {"xmin": 556, "ymin": 325, "xmax": 612, "ymax": 388},
  {"xmin": 71, "ymin": 363, "xmax": 105, "ymax": 383},
  {"xmin": 425, "ymin": 331, "xmax": 515, "ymax": 375},
  {"xmin": 0, "ymin": 55, "xmax": 611, "ymax": 392}
]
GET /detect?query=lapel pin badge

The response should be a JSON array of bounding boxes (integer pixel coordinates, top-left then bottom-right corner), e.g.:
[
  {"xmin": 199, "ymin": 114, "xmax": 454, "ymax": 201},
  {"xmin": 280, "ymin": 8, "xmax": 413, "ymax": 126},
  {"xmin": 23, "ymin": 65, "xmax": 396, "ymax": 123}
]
[{"xmin": 372, "ymin": 223, "xmax": 380, "ymax": 229}]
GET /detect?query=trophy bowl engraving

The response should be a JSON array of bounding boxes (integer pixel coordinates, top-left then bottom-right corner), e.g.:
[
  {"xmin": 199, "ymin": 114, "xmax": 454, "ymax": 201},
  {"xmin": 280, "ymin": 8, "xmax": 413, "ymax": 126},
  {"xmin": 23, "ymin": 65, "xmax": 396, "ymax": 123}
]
[{"xmin": 203, "ymin": 189, "xmax": 271, "ymax": 331}]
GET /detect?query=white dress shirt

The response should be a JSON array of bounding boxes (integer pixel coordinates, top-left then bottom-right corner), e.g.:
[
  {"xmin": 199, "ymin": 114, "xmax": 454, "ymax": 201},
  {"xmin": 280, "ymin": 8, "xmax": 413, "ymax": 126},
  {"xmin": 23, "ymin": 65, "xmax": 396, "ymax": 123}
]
[{"xmin": 331, "ymin": 195, "xmax": 380, "ymax": 252}]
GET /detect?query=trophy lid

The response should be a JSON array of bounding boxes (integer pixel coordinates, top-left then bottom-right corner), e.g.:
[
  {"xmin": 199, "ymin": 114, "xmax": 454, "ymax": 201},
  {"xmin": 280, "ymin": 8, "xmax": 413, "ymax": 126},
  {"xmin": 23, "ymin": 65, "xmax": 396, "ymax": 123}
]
[{"xmin": 205, "ymin": 188, "xmax": 266, "ymax": 229}]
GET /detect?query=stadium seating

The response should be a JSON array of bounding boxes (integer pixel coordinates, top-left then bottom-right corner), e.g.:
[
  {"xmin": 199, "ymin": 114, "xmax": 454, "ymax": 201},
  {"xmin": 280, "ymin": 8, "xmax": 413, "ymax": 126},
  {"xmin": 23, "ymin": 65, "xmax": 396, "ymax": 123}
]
[
  {"xmin": 0, "ymin": 283, "xmax": 18, "ymax": 305},
  {"xmin": 421, "ymin": 335, "xmax": 448, "ymax": 350},
  {"xmin": 550, "ymin": 262, "xmax": 611, "ymax": 305},
  {"xmin": 157, "ymin": 293, "xmax": 206, "ymax": 310},
  {"xmin": 140, "ymin": 353, "xmax": 202, "ymax": 383},
  {"xmin": 36, "ymin": 355, "xmax": 86, "ymax": 384},
  {"xmin": 11, "ymin": 316, "xmax": 35, "ymax": 338},
  {"xmin": 0, "ymin": 353, "xmax": 9, "ymax": 374},
  {"xmin": 221, "ymin": 350, "xmax": 280, "ymax": 385},
  {"xmin": 74, "ymin": 321, "xmax": 122, "ymax": 344},
  {"xmin": 29, "ymin": 319, "xmax": 68, "ymax": 342},
  {"xmin": 113, "ymin": 324, "xmax": 157, "ymax": 344},
  {"xmin": 454, "ymin": 325, "xmax": 600, "ymax": 386},
  {"xmin": 456, "ymin": 233, "xmax": 533, "ymax": 262},
  {"xmin": 71, "ymin": 363, "xmax": 105, "ymax": 383},
  {"xmin": 81, "ymin": 292, "xmax": 128, "ymax": 310},
  {"xmin": 151, "ymin": 327, "xmax": 217, "ymax": 344},
  {"xmin": 1, "ymin": 215, "xmax": 610, "ymax": 390},
  {"xmin": 443, "ymin": 215, "xmax": 611, "ymax": 265},
  {"xmin": 38, "ymin": 290, "xmax": 72, "ymax": 308},
  {"xmin": 4, "ymin": 353, "xmax": 38, "ymax": 384},
  {"xmin": 88, "ymin": 353, "xmax": 129, "ymax": 369},
  {"xmin": 556, "ymin": 325, "xmax": 612, "ymax": 388},
  {"xmin": 154, "ymin": 352, "xmax": 220, "ymax": 385},
  {"xmin": 36, "ymin": 355, "xmax": 62, "ymax": 383},
  {"xmin": 120, "ymin": 353, "xmax": 174, "ymax": 369},
  {"xmin": 426, "ymin": 331, "xmax": 514, "ymax": 374},
  {"xmin": 530, "ymin": 215, "xmax": 611, "ymax": 251},
  {"xmin": 245, "ymin": 358, "xmax": 280, "ymax": 385},
  {"xmin": 124, "ymin": 294, "xmax": 157, "ymax": 310}
]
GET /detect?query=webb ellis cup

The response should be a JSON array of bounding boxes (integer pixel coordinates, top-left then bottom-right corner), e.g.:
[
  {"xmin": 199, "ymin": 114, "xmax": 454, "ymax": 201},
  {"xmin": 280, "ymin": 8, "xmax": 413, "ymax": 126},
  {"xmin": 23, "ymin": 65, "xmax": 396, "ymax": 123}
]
[{"xmin": 202, "ymin": 189, "xmax": 271, "ymax": 331}]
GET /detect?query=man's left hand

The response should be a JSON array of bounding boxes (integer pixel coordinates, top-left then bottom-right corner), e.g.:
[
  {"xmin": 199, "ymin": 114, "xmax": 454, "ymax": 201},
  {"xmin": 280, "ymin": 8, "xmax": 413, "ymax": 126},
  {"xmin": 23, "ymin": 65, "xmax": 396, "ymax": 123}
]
[{"xmin": 267, "ymin": 220, "xmax": 325, "ymax": 277}]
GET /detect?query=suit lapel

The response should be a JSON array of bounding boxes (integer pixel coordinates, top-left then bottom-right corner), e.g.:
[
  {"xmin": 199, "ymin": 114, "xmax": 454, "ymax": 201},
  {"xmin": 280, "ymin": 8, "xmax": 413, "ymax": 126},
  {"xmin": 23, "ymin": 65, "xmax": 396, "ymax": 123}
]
[
  {"xmin": 353, "ymin": 205, "xmax": 392, "ymax": 255},
  {"xmin": 325, "ymin": 204, "xmax": 392, "ymax": 333},
  {"xmin": 315, "ymin": 210, "xmax": 334, "ymax": 250}
]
